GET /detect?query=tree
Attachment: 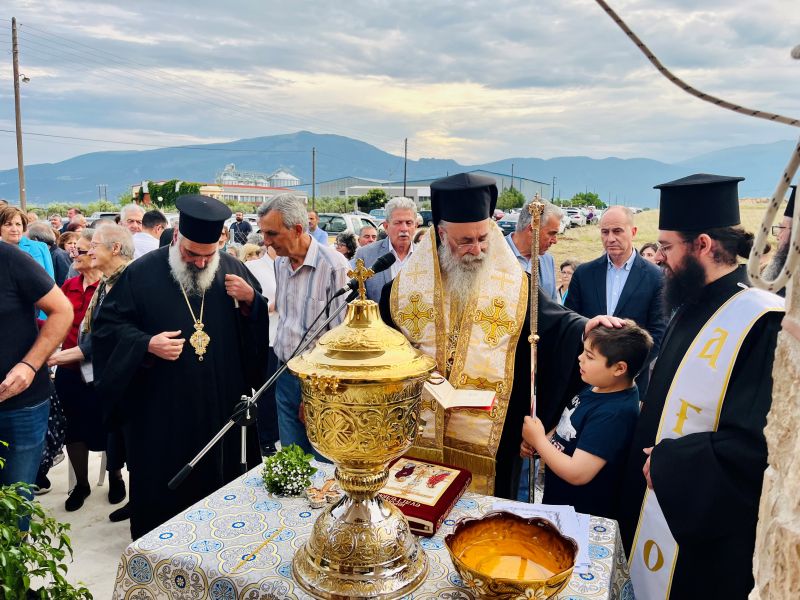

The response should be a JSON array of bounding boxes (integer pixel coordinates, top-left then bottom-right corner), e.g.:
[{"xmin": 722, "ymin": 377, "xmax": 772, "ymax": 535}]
[
  {"xmin": 357, "ymin": 188, "xmax": 389, "ymax": 212},
  {"xmin": 497, "ymin": 187, "xmax": 525, "ymax": 211},
  {"xmin": 568, "ymin": 192, "xmax": 606, "ymax": 208},
  {"xmin": 145, "ymin": 180, "xmax": 202, "ymax": 209}
]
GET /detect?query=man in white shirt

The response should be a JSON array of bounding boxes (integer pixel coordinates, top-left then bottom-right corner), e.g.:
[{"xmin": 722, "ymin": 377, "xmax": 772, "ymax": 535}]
[
  {"xmin": 245, "ymin": 245, "xmax": 280, "ymax": 455},
  {"xmin": 133, "ymin": 210, "xmax": 168, "ymax": 260}
]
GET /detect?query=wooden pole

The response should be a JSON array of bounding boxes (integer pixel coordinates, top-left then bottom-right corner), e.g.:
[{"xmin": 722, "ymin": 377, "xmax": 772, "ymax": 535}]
[
  {"xmin": 403, "ymin": 138, "xmax": 408, "ymax": 198},
  {"xmin": 527, "ymin": 198, "xmax": 544, "ymax": 503},
  {"xmin": 12, "ymin": 17, "xmax": 27, "ymax": 211},
  {"xmin": 312, "ymin": 146, "xmax": 316, "ymax": 212}
]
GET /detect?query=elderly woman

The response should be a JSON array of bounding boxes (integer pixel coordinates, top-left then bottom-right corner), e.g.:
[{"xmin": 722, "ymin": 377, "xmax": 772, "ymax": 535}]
[
  {"xmin": 0, "ymin": 205, "xmax": 54, "ymax": 278},
  {"xmin": 335, "ymin": 232, "xmax": 357, "ymax": 261},
  {"xmin": 242, "ymin": 243, "xmax": 262, "ymax": 262},
  {"xmin": 48, "ymin": 224, "xmax": 133, "ymax": 512}
]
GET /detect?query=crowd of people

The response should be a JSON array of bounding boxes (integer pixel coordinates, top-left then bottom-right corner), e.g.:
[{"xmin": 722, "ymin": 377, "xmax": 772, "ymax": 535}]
[{"xmin": 0, "ymin": 176, "xmax": 794, "ymax": 599}]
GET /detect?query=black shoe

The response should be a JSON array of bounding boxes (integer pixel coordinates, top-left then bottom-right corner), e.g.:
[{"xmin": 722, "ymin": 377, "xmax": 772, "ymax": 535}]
[
  {"xmin": 65, "ymin": 485, "xmax": 91, "ymax": 512},
  {"xmin": 34, "ymin": 473, "xmax": 51, "ymax": 496},
  {"xmin": 108, "ymin": 477, "xmax": 126, "ymax": 504},
  {"xmin": 109, "ymin": 503, "xmax": 130, "ymax": 522}
]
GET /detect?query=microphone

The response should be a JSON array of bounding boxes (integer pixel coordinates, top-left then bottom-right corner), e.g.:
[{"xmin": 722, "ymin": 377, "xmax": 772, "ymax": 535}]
[{"xmin": 333, "ymin": 252, "xmax": 396, "ymax": 298}]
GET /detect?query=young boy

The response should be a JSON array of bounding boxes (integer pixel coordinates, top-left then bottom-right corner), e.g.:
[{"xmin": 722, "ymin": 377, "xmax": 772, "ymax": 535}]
[{"xmin": 522, "ymin": 320, "xmax": 653, "ymax": 518}]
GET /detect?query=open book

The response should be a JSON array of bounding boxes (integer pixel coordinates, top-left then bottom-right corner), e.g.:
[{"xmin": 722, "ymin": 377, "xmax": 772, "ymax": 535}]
[{"xmin": 424, "ymin": 373, "xmax": 496, "ymax": 410}]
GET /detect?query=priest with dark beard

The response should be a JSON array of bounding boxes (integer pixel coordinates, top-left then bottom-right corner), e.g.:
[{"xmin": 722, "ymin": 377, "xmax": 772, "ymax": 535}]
[
  {"xmin": 378, "ymin": 173, "xmax": 620, "ymax": 499},
  {"xmin": 617, "ymin": 175, "xmax": 784, "ymax": 600},
  {"xmin": 762, "ymin": 184, "xmax": 795, "ymax": 292},
  {"xmin": 93, "ymin": 195, "xmax": 269, "ymax": 539}
]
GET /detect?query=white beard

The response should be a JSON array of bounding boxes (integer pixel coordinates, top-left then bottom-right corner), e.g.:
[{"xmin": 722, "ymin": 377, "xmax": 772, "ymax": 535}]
[
  {"xmin": 438, "ymin": 238, "xmax": 491, "ymax": 307},
  {"xmin": 168, "ymin": 242, "xmax": 220, "ymax": 296}
]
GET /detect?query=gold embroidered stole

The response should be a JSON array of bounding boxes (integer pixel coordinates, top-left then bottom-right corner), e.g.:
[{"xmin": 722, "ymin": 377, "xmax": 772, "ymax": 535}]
[{"xmin": 390, "ymin": 224, "xmax": 527, "ymax": 494}]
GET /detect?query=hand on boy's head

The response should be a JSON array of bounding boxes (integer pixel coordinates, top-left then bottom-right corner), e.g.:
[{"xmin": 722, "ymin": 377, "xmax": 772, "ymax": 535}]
[
  {"xmin": 522, "ymin": 415, "xmax": 546, "ymax": 448},
  {"xmin": 584, "ymin": 314, "xmax": 626, "ymax": 336}
]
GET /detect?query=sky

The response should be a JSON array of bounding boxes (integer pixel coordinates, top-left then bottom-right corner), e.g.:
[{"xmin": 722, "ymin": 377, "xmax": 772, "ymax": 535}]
[{"xmin": 0, "ymin": 0, "xmax": 798, "ymax": 170}]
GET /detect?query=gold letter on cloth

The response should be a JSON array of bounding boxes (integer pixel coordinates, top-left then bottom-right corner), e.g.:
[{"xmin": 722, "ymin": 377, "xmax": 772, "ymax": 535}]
[
  {"xmin": 697, "ymin": 327, "xmax": 729, "ymax": 369},
  {"xmin": 643, "ymin": 539, "xmax": 665, "ymax": 572},
  {"xmin": 672, "ymin": 399, "xmax": 703, "ymax": 436}
]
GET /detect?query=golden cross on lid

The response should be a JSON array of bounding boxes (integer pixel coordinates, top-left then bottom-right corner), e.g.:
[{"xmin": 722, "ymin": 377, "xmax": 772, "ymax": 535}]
[{"xmin": 347, "ymin": 258, "xmax": 375, "ymax": 301}]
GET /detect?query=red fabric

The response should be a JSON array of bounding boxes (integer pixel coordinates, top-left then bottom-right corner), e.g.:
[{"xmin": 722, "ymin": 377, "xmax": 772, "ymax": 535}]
[{"xmin": 60, "ymin": 275, "xmax": 99, "ymax": 351}]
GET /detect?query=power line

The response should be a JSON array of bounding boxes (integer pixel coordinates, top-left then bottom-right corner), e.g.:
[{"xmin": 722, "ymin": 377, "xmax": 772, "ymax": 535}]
[{"xmin": 14, "ymin": 21, "xmax": 405, "ymax": 150}]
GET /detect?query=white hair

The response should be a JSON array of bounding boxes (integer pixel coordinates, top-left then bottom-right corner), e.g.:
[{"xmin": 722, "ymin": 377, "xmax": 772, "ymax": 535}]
[
  {"xmin": 168, "ymin": 233, "xmax": 220, "ymax": 296},
  {"xmin": 120, "ymin": 203, "xmax": 145, "ymax": 221},
  {"xmin": 94, "ymin": 223, "xmax": 135, "ymax": 260},
  {"xmin": 257, "ymin": 194, "xmax": 307, "ymax": 229},
  {"xmin": 385, "ymin": 197, "xmax": 418, "ymax": 222},
  {"xmin": 438, "ymin": 228, "xmax": 493, "ymax": 306}
]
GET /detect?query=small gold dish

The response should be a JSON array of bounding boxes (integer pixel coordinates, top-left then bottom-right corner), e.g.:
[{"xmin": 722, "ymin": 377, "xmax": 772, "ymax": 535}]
[{"xmin": 445, "ymin": 511, "xmax": 577, "ymax": 599}]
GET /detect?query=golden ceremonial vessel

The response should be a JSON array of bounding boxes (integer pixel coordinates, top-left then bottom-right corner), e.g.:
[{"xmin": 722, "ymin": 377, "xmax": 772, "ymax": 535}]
[
  {"xmin": 445, "ymin": 511, "xmax": 577, "ymax": 600},
  {"xmin": 288, "ymin": 260, "xmax": 437, "ymax": 599}
]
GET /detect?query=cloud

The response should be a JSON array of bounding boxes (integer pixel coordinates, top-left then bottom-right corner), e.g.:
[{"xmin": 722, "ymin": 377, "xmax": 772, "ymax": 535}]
[{"xmin": 1, "ymin": 0, "xmax": 798, "ymax": 170}]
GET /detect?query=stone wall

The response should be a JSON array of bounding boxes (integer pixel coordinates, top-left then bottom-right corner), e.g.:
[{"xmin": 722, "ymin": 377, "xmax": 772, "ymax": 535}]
[{"xmin": 751, "ymin": 280, "xmax": 800, "ymax": 599}]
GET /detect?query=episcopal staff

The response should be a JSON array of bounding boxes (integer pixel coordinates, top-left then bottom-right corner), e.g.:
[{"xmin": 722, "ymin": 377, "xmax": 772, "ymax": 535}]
[
  {"xmin": 617, "ymin": 174, "xmax": 784, "ymax": 599},
  {"xmin": 93, "ymin": 195, "xmax": 269, "ymax": 539}
]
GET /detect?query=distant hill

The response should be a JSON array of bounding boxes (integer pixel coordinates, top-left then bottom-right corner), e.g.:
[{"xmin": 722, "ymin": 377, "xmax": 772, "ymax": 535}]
[{"xmin": 0, "ymin": 131, "xmax": 794, "ymax": 207}]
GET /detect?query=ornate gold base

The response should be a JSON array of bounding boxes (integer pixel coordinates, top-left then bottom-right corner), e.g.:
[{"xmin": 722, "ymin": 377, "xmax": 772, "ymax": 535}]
[{"xmin": 292, "ymin": 496, "xmax": 428, "ymax": 599}]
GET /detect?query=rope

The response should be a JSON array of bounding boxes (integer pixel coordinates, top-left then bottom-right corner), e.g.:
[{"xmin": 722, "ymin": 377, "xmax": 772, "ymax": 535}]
[{"xmin": 594, "ymin": 0, "xmax": 800, "ymax": 292}]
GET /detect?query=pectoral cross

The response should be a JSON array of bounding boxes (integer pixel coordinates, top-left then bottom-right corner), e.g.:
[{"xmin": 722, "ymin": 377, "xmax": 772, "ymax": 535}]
[{"xmin": 348, "ymin": 258, "xmax": 375, "ymax": 301}]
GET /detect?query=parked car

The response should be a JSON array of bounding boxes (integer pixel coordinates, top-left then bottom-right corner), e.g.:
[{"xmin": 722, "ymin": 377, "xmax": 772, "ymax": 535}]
[
  {"xmin": 419, "ymin": 210, "xmax": 433, "ymax": 226},
  {"xmin": 564, "ymin": 208, "xmax": 587, "ymax": 227},
  {"xmin": 497, "ymin": 213, "xmax": 519, "ymax": 236},
  {"xmin": 86, "ymin": 211, "xmax": 120, "ymax": 226},
  {"xmin": 318, "ymin": 213, "xmax": 379, "ymax": 244},
  {"xmin": 369, "ymin": 209, "xmax": 386, "ymax": 222}
]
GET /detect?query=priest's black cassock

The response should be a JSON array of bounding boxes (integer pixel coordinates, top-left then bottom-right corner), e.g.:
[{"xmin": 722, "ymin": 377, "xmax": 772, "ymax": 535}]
[
  {"xmin": 380, "ymin": 284, "xmax": 587, "ymax": 499},
  {"xmin": 617, "ymin": 266, "xmax": 781, "ymax": 599},
  {"xmin": 93, "ymin": 247, "xmax": 269, "ymax": 539}
]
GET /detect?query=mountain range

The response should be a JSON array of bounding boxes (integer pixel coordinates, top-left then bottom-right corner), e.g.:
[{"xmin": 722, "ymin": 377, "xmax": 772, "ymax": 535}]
[{"xmin": 0, "ymin": 131, "xmax": 795, "ymax": 207}]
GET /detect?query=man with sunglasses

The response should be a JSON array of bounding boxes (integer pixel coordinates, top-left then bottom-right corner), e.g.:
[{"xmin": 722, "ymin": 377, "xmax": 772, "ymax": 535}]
[{"xmin": 619, "ymin": 174, "xmax": 784, "ymax": 600}]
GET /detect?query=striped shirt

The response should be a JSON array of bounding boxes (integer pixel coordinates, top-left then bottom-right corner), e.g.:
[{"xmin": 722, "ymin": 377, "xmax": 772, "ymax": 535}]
[{"xmin": 273, "ymin": 237, "xmax": 350, "ymax": 363}]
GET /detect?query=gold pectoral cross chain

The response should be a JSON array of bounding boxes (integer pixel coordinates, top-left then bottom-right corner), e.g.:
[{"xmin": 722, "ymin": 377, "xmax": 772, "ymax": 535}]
[{"xmin": 179, "ymin": 285, "xmax": 210, "ymax": 361}]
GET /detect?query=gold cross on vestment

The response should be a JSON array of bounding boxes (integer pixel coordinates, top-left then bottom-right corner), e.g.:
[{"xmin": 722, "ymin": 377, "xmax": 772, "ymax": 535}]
[
  {"xmin": 491, "ymin": 271, "xmax": 517, "ymax": 292},
  {"xmin": 474, "ymin": 297, "xmax": 517, "ymax": 347},
  {"xmin": 403, "ymin": 263, "xmax": 426, "ymax": 285},
  {"xmin": 347, "ymin": 258, "xmax": 375, "ymax": 301},
  {"xmin": 398, "ymin": 292, "xmax": 434, "ymax": 339}
]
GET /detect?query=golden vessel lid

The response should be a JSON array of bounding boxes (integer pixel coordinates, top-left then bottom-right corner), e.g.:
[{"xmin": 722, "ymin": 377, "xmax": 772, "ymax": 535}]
[{"xmin": 287, "ymin": 260, "xmax": 436, "ymax": 383}]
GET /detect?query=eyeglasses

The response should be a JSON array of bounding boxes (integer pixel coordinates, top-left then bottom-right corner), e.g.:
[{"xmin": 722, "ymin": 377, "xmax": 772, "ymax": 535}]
[
  {"xmin": 656, "ymin": 240, "xmax": 690, "ymax": 256},
  {"xmin": 771, "ymin": 225, "xmax": 788, "ymax": 236},
  {"xmin": 454, "ymin": 240, "xmax": 489, "ymax": 251},
  {"xmin": 71, "ymin": 249, "xmax": 89, "ymax": 256}
]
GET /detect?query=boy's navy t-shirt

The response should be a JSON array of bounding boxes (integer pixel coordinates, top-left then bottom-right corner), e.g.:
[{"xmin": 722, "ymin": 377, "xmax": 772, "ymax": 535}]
[{"xmin": 542, "ymin": 385, "xmax": 639, "ymax": 519}]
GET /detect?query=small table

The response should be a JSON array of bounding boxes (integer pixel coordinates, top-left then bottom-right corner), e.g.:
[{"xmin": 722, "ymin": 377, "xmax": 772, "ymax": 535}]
[{"xmin": 112, "ymin": 465, "xmax": 631, "ymax": 599}]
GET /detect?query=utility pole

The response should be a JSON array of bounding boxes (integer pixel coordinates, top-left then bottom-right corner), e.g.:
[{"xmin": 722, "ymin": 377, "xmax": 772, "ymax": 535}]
[
  {"xmin": 403, "ymin": 138, "xmax": 408, "ymax": 198},
  {"xmin": 551, "ymin": 176, "xmax": 556, "ymax": 201},
  {"xmin": 311, "ymin": 146, "xmax": 316, "ymax": 212},
  {"xmin": 511, "ymin": 163, "xmax": 515, "ymax": 190},
  {"xmin": 12, "ymin": 17, "xmax": 27, "ymax": 211}
]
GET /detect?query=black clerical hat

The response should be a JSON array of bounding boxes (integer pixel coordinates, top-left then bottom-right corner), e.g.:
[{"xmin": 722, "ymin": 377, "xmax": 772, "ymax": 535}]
[
  {"xmin": 655, "ymin": 173, "xmax": 743, "ymax": 231},
  {"xmin": 175, "ymin": 195, "xmax": 231, "ymax": 244},
  {"xmin": 159, "ymin": 227, "xmax": 174, "ymax": 247},
  {"xmin": 785, "ymin": 185, "xmax": 797, "ymax": 218},
  {"xmin": 431, "ymin": 172, "xmax": 498, "ymax": 228}
]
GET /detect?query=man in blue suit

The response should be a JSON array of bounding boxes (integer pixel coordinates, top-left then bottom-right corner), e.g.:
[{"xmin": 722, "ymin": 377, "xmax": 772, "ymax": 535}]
[
  {"xmin": 565, "ymin": 206, "xmax": 665, "ymax": 396},
  {"xmin": 354, "ymin": 197, "xmax": 417, "ymax": 302}
]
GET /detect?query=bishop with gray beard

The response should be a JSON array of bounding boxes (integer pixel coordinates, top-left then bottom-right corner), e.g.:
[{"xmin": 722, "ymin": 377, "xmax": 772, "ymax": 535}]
[
  {"xmin": 379, "ymin": 173, "xmax": 589, "ymax": 499},
  {"xmin": 92, "ymin": 194, "xmax": 270, "ymax": 540}
]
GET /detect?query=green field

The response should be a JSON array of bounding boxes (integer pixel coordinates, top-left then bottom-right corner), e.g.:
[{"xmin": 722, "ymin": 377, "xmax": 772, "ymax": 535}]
[{"xmin": 549, "ymin": 203, "xmax": 776, "ymax": 277}]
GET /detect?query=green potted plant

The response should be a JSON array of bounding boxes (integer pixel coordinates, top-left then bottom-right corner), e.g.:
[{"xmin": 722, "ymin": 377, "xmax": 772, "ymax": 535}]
[
  {"xmin": 262, "ymin": 443, "xmax": 317, "ymax": 496},
  {"xmin": 0, "ymin": 442, "xmax": 93, "ymax": 599}
]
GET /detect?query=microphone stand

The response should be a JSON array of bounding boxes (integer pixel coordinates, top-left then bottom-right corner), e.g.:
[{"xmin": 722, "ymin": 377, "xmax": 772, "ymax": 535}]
[{"xmin": 168, "ymin": 288, "xmax": 358, "ymax": 490}]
